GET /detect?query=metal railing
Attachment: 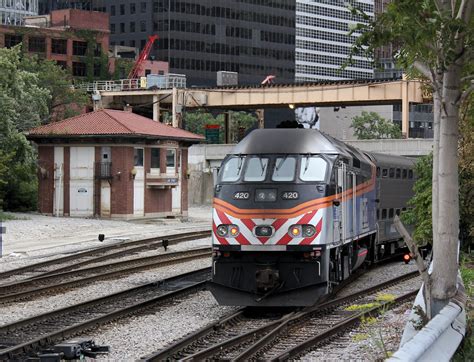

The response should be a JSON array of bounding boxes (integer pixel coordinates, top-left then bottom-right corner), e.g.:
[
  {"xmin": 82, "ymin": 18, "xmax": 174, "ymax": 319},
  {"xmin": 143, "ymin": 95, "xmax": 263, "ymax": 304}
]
[
  {"xmin": 95, "ymin": 162, "xmax": 113, "ymax": 179},
  {"xmin": 75, "ymin": 73, "xmax": 186, "ymax": 92}
]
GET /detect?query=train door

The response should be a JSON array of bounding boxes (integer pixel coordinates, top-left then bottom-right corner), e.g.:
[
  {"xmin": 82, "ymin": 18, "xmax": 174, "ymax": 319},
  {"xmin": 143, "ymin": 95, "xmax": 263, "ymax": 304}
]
[
  {"xmin": 334, "ymin": 162, "xmax": 348, "ymax": 244},
  {"xmin": 351, "ymin": 172, "xmax": 357, "ymax": 237}
]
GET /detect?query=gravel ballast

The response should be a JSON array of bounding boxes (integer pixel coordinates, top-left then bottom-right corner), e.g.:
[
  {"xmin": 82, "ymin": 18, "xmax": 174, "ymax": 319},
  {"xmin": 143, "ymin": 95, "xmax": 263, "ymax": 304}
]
[{"xmin": 0, "ymin": 257, "xmax": 211, "ymax": 327}]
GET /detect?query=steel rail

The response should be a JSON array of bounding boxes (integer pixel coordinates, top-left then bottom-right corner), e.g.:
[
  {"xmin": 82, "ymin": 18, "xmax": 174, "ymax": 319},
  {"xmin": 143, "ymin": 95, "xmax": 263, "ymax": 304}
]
[
  {"xmin": 0, "ymin": 268, "xmax": 211, "ymax": 361},
  {"xmin": 234, "ymin": 270, "xmax": 419, "ymax": 361},
  {"xmin": 0, "ymin": 247, "xmax": 211, "ymax": 303},
  {"xmin": 270, "ymin": 290, "xmax": 418, "ymax": 361},
  {"xmin": 143, "ymin": 270, "xmax": 419, "ymax": 361},
  {"xmin": 0, "ymin": 229, "xmax": 211, "ymax": 281}
]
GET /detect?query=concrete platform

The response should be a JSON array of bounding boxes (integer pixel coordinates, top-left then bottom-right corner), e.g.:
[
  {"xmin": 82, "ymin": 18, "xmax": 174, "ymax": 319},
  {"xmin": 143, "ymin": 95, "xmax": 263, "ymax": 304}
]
[{"xmin": 0, "ymin": 206, "xmax": 212, "ymax": 258}]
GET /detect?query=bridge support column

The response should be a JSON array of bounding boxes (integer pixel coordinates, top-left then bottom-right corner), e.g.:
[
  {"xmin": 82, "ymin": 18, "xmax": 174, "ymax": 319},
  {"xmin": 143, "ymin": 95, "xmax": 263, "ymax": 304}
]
[
  {"xmin": 256, "ymin": 109, "xmax": 265, "ymax": 128},
  {"xmin": 152, "ymin": 95, "xmax": 160, "ymax": 122},
  {"xmin": 402, "ymin": 75, "xmax": 410, "ymax": 138},
  {"xmin": 172, "ymin": 88, "xmax": 178, "ymax": 127}
]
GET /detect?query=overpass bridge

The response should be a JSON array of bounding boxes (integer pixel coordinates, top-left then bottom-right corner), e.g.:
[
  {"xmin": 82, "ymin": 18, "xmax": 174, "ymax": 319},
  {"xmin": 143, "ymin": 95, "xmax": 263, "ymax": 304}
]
[{"xmin": 92, "ymin": 77, "xmax": 431, "ymax": 138}]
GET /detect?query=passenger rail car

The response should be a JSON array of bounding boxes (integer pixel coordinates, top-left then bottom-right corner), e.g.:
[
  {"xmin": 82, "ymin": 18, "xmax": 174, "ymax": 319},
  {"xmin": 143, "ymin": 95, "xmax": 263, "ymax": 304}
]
[{"xmin": 208, "ymin": 129, "xmax": 415, "ymax": 306}]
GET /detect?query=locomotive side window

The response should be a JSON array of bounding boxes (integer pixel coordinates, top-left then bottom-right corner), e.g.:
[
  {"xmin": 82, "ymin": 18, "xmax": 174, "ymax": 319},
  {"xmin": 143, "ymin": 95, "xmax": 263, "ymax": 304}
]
[
  {"xmin": 220, "ymin": 156, "xmax": 245, "ymax": 182},
  {"xmin": 389, "ymin": 168, "xmax": 395, "ymax": 178},
  {"xmin": 396, "ymin": 168, "xmax": 401, "ymax": 178},
  {"xmin": 402, "ymin": 169, "xmax": 407, "ymax": 178},
  {"xmin": 300, "ymin": 156, "xmax": 327, "ymax": 181},
  {"xmin": 272, "ymin": 157, "xmax": 296, "ymax": 181},
  {"xmin": 244, "ymin": 157, "xmax": 269, "ymax": 182},
  {"xmin": 382, "ymin": 168, "xmax": 388, "ymax": 178}
]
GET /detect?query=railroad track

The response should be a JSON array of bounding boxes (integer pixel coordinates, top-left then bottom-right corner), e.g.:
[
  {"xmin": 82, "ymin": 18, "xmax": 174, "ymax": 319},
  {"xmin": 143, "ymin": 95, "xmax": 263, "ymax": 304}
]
[
  {"xmin": 141, "ymin": 270, "xmax": 420, "ymax": 361},
  {"xmin": 0, "ymin": 229, "xmax": 211, "ymax": 284},
  {"xmin": 0, "ymin": 268, "xmax": 211, "ymax": 361},
  {"xmin": 0, "ymin": 247, "xmax": 211, "ymax": 303}
]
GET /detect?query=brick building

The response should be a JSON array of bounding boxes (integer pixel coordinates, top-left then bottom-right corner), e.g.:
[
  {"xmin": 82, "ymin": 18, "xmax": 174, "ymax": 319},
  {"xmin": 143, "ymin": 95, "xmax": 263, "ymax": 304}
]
[
  {"xmin": 0, "ymin": 8, "xmax": 109, "ymax": 77},
  {"xmin": 26, "ymin": 109, "xmax": 204, "ymax": 219}
]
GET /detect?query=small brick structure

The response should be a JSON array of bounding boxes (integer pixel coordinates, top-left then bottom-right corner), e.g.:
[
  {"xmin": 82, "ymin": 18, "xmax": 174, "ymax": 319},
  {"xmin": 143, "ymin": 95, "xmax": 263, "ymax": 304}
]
[{"xmin": 26, "ymin": 109, "xmax": 204, "ymax": 219}]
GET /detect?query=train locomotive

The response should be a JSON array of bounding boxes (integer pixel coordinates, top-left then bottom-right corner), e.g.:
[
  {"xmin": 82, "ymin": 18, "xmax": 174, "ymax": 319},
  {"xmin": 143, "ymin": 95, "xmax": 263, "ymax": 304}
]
[{"xmin": 208, "ymin": 129, "xmax": 415, "ymax": 307}]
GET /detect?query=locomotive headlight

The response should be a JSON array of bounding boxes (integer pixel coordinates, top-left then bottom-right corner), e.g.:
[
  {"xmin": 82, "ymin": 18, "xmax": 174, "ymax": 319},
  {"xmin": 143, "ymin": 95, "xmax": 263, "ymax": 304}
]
[
  {"xmin": 302, "ymin": 225, "xmax": 316, "ymax": 238},
  {"xmin": 229, "ymin": 225, "xmax": 240, "ymax": 237},
  {"xmin": 289, "ymin": 225, "xmax": 301, "ymax": 237},
  {"xmin": 216, "ymin": 225, "xmax": 228, "ymax": 237}
]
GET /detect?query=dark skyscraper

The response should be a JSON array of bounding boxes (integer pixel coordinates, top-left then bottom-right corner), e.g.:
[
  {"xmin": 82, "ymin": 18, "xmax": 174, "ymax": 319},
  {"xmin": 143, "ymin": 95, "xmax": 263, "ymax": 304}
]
[
  {"xmin": 107, "ymin": 0, "xmax": 296, "ymax": 86},
  {"xmin": 40, "ymin": 1, "xmax": 296, "ymax": 86}
]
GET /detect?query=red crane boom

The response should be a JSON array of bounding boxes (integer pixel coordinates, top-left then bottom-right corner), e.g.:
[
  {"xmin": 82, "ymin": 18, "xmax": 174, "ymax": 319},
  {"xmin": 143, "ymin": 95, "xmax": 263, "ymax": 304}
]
[{"xmin": 128, "ymin": 35, "xmax": 159, "ymax": 79}]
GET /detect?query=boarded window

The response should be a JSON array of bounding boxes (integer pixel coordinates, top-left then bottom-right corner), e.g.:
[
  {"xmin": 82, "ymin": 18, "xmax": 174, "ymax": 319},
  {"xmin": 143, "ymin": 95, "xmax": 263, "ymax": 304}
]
[{"xmin": 151, "ymin": 148, "xmax": 160, "ymax": 169}]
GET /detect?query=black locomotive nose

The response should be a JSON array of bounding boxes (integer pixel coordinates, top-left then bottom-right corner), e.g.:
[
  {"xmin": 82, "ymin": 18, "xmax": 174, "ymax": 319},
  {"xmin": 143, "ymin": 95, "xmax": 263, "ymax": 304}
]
[{"xmin": 255, "ymin": 226, "xmax": 273, "ymax": 237}]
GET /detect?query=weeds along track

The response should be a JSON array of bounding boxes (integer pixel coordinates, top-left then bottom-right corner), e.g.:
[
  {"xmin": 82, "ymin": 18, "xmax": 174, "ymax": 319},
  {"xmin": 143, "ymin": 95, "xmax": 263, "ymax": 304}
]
[
  {"xmin": 142, "ymin": 270, "xmax": 419, "ymax": 361},
  {"xmin": 0, "ymin": 268, "xmax": 210, "ymax": 361},
  {"xmin": 0, "ymin": 230, "xmax": 211, "ymax": 283},
  {"xmin": 0, "ymin": 246, "xmax": 211, "ymax": 303}
]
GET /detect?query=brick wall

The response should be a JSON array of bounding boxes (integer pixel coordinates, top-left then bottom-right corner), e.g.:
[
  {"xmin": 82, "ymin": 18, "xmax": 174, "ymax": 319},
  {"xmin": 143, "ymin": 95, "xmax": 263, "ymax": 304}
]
[
  {"xmin": 37, "ymin": 146, "xmax": 54, "ymax": 215},
  {"xmin": 51, "ymin": 9, "xmax": 109, "ymax": 32},
  {"xmin": 111, "ymin": 147, "xmax": 134, "ymax": 216}
]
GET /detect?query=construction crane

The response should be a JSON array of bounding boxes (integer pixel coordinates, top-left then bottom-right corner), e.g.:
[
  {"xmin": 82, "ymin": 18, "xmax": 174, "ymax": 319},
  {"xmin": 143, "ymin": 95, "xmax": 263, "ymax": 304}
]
[{"xmin": 128, "ymin": 35, "xmax": 159, "ymax": 79}]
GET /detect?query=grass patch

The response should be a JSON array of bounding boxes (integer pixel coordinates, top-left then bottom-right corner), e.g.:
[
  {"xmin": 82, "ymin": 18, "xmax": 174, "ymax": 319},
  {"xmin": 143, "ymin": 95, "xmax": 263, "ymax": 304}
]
[
  {"xmin": 453, "ymin": 252, "xmax": 474, "ymax": 361},
  {"xmin": 345, "ymin": 302, "xmax": 381, "ymax": 312},
  {"xmin": 0, "ymin": 212, "xmax": 19, "ymax": 221}
]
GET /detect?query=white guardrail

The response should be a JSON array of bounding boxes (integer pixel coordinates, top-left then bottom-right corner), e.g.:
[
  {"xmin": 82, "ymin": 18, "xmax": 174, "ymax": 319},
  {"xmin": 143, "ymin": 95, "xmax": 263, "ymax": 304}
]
[
  {"xmin": 76, "ymin": 73, "xmax": 186, "ymax": 92},
  {"xmin": 388, "ymin": 273, "xmax": 467, "ymax": 362}
]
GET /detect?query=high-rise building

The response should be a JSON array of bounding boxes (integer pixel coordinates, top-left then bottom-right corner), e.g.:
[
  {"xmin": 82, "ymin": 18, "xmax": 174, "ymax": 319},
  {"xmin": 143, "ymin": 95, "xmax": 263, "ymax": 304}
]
[
  {"xmin": 40, "ymin": 1, "xmax": 296, "ymax": 86},
  {"xmin": 1, "ymin": 0, "xmax": 39, "ymax": 26},
  {"xmin": 295, "ymin": 0, "xmax": 374, "ymax": 82}
]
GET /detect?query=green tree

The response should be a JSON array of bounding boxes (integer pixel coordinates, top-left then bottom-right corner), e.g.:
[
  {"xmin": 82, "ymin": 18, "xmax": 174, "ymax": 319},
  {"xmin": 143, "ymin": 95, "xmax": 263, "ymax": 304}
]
[
  {"xmin": 19, "ymin": 55, "xmax": 89, "ymax": 123},
  {"xmin": 459, "ymin": 94, "xmax": 474, "ymax": 250},
  {"xmin": 350, "ymin": 111, "xmax": 402, "ymax": 139},
  {"xmin": 0, "ymin": 46, "xmax": 50, "ymax": 210},
  {"xmin": 350, "ymin": 0, "xmax": 473, "ymax": 316},
  {"xmin": 401, "ymin": 154, "xmax": 433, "ymax": 244},
  {"xmin": 0, "ymin": 46, "xmax": 49, "ymax": 131}
]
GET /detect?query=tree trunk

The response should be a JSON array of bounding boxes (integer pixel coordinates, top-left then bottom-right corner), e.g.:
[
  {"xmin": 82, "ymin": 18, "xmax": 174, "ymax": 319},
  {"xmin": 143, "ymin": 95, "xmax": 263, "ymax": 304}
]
[
  {"xmin": 431, "ymin": 66, "xmax": 462, "ymax": 314},
  {"xmin": 432, "ymin": 91, "xmax": 440, "ymax": 251}
]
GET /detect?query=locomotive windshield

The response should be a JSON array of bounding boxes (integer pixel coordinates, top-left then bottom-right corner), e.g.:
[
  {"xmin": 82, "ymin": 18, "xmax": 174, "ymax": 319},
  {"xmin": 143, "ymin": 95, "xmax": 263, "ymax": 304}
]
[
  {"xmin": 300, "ymin": 156, "xmax": 327, "ymax": 181},
  {"xmin": 244, "ymin": 157, "xmax": 269, "ymax": 181},
  {"xmin": 218, "ymin": 155, "xmax": 328, "ymax": 183},
  {"xmin": 272, "ymin": 157, "xmax": 297, "ymax": 181},
  {"xmin": 220, "ymin": 156, "xmax": 245, "ymax": 182}
]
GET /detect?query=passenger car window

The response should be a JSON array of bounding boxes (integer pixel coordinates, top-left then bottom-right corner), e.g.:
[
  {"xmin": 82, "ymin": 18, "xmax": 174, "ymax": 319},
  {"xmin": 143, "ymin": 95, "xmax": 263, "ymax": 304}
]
[
  {"xmin": 376, "ymin": 167, "xmax": 380, "ymax": 178},
  {"xmin": 389, "ymin": 208, "xmax": 394, "ymax": 218},
  {"xmin": 220, "ymin": 156, "xmax": 245, "ymax": 182},
  {"xmin": 402, "ymin": 169, "xmax": 407, "ymax": 178},
  {"xmin": 389, "ymin": 168, "xmax": 395, "ymax": 178},
  {"xmin": 244, "ymin": 157, "xmax": 269, "ymax": 182},
  {"xmin": 300, "ymin": 156, "xmax": 327, "ymax": 181},
  {"xmin": 382, "ymin": 168, "xmax": 388, "ymax": 178},
  {"xmin": 382, "ymin": 209, "xmax": 387, "ymax": 219},
  {"xmin": 408, "ymin": 169, "xmax": 414, "ymax": 179},
  {"xmin": 272, "ymin": 157, "xmax": 296, "ymax": 181},
  {"xmin": 396, "ymin": 168, "xmax": 401, "ymax": 178}
]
